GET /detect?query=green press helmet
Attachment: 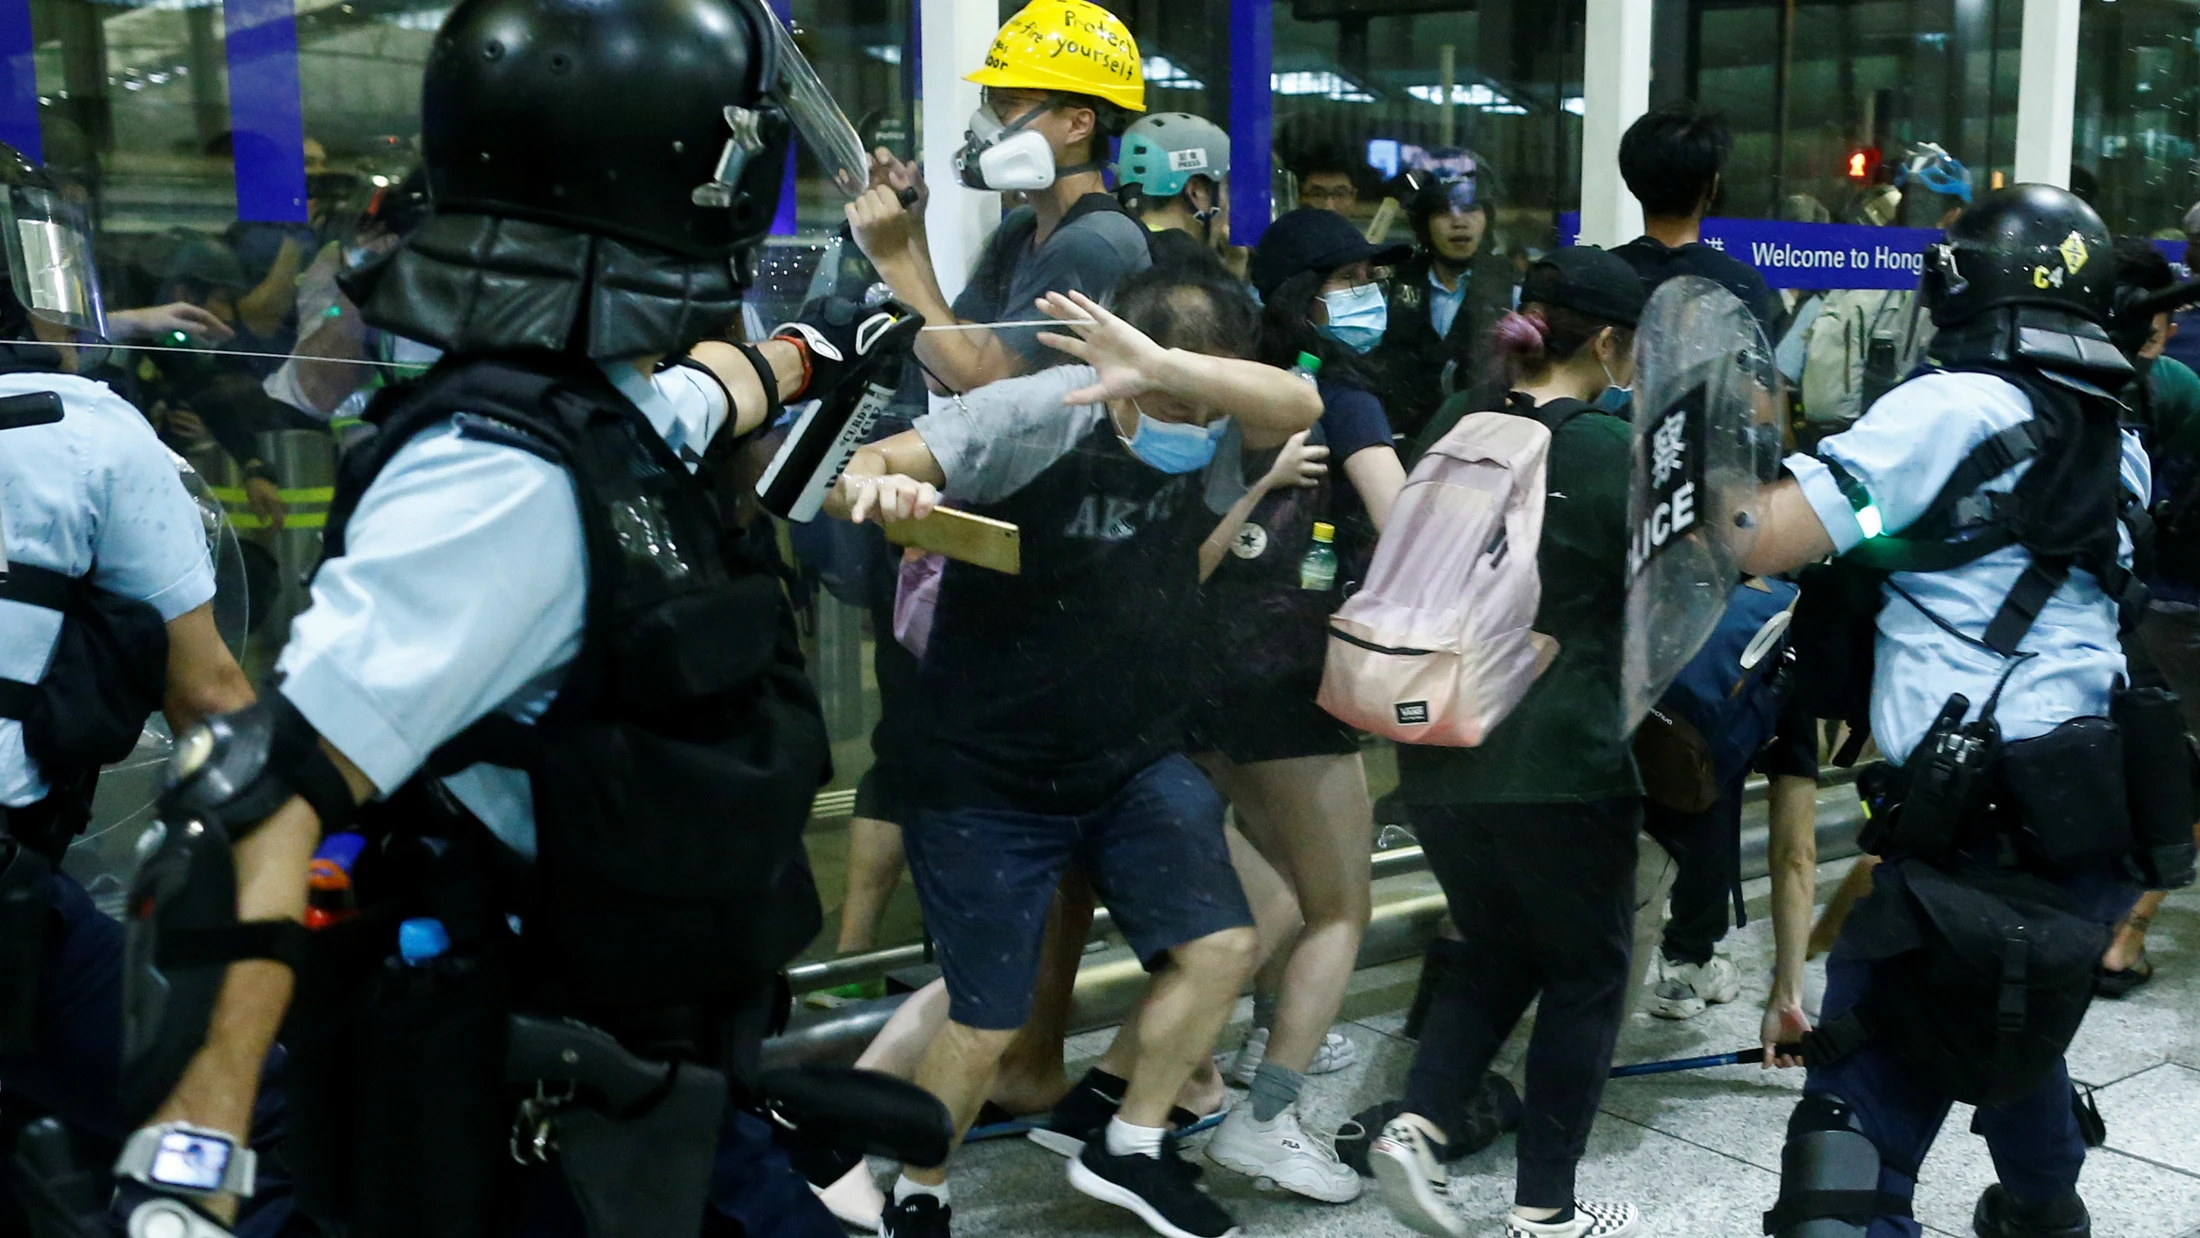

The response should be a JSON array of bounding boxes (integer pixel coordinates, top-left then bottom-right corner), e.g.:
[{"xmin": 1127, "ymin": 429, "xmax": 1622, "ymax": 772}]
[{"xmin": 1114, "ymin": 112, "xmax": 1230, "ymax": 199}]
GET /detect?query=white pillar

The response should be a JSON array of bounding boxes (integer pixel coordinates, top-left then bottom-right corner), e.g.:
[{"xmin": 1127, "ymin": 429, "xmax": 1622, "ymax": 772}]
[
  {"xmin": 1578, "ymin": 0, "xmax": 1652, "ymax": 248},
  {"xmin": 2013, "ymin": 0, "xmax": 2080, "ymax": 188},
  {"xmin": 921, "ymin": 0, "xmax": 1000, "ymax": 304}
]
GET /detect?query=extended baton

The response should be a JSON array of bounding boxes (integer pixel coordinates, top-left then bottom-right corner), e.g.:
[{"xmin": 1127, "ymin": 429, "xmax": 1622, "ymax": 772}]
[{"xmin": 1607, "ymin": 1044, "xmax": 1806, "ymax": 1078}]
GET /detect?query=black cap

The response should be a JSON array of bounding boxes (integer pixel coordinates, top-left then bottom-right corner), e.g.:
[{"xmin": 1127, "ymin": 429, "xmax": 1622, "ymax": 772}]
[
  {"xmin": 1520, "ymin": 246, "xmax": 1648, "ymax": 327},
  {"xmin": 1250, "ymin": 207, "xmax": 1414, "ymax": 299}
]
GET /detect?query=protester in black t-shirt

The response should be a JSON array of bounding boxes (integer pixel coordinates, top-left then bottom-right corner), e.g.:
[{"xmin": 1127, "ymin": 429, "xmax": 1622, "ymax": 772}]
[
  {"xmin": 1611, "ymin": 102, "xmax": 1778, "ymax": 337},
  {"xmin": 1139, "ymin": 211, "xmax": 1415, "ymax": 1203},
  {"xmin": 828, "ymin": 271, "xmax": 1322, "ymax": 1238}
]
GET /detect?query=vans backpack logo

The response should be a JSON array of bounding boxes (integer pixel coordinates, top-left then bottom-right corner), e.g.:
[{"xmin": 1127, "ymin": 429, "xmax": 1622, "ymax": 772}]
[{"xmin": 1396, "ymin": 701, "xmax": 1430, "ymax": 725}]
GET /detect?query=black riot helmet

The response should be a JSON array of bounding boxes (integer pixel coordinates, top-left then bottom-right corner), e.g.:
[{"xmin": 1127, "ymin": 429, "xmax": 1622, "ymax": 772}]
[
  {"xmin": 422, "ymin": 0, "xmax": 788, "ymax": 263},
  {"xmin": 1921, "ymin": 184, "xmax": 2115, "ymax": 330}
]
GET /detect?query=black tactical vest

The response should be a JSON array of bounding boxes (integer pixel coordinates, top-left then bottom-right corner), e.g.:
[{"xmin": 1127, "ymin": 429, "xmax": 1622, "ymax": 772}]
[
  {"xmin": 0, "ymin": 561, "xmax": 168, "ymax": 862},
  {"xmin": 318, "ymin": 352, "xmax": 829, "ymax": 1009}
]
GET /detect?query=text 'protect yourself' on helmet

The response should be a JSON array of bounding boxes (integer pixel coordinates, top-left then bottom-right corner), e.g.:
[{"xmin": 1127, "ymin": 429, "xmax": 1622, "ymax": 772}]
[
  {"xmin": 1921, "ymin": 184, "xmax": 2115, "ymax": 329},
  {"xmin": 964, "ymin": 0, "xmax": 1146, "ymax": 113}
]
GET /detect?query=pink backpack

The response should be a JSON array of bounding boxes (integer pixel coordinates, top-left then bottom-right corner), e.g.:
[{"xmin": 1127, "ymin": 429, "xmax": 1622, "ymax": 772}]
[{"xmin": 1317, "ymin": 399, "xmax": 1588, "ymax": 746}]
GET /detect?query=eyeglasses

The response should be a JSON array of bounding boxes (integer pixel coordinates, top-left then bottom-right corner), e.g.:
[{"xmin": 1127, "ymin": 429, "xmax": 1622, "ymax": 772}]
[
  {"xmin": 981, "ymin": 88, "xmax": 1055, "ymax": 120},
  {"xmin": 1300, "ymin": 184, "xmax": 1359, "ymax": 207}
]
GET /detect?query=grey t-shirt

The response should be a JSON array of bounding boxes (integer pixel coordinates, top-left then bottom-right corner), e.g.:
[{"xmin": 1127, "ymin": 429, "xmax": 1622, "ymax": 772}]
[{"xmin": 950, "ymin": 198, "xmax": 1153, "ymax": 369}]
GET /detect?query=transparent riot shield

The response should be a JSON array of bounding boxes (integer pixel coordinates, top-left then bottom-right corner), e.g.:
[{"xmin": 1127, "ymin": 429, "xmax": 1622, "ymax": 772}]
[
  {"xmin": 64, "ymin": 453, "xmax": 249, "ymax": 898},
  {"xmin": 1620, "ymin": 276, "xmax": 1782, "ymax": 732}
]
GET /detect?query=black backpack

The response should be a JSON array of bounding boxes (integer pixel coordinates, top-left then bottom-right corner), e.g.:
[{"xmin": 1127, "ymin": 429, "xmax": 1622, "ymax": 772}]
[{"xmin": 320, "ymin": 353, "xmax": 830, "ymax": 1008}]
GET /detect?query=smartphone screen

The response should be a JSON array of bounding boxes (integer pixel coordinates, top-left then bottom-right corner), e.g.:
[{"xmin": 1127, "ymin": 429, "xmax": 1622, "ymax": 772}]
[{"xmin": 149, "ymin": 1131, "xmax": 231, "ymax": 1191}]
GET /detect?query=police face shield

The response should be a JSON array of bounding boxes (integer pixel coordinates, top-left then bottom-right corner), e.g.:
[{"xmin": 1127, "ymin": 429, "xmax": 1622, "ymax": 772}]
[
  {"xmin": 694, "ymin": 0, "xmax": 868, "ymax": 216},
  {"xmin": 0, "ymin": 178, "xmax": 104, "ymax": 338},
  {"xmin": 754, "ymin": 0, "xmax": 871, "ymax": 199},
  {"xmin": 1621, "ymin": 275, "xmax": 1781, "ymax": 731}
]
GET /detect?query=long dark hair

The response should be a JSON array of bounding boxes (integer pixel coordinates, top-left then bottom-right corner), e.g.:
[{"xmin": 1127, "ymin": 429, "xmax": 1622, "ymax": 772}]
[{"xmin": 1257, "ymin": 267, "xmax": 1380, "ymax": 390}]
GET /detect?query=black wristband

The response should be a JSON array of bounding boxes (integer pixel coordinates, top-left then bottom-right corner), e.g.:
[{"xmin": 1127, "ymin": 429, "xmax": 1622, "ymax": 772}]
[{"xmin": 737, "ymin": 343, "xmax": 786, "ymax": 438}]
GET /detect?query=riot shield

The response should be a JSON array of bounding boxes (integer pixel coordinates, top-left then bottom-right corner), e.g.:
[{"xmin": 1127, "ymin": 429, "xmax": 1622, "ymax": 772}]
[
  {"xmin": 173, "ymin": 450, "xmax": 251, "ymax": 658},
  {"xmin": 1620, "ymin": 275, "xmax": 1782, "ymax": 732},
  {"xmin": 64, "ymin": 454, "xmax": 250, "ymax": 895}
]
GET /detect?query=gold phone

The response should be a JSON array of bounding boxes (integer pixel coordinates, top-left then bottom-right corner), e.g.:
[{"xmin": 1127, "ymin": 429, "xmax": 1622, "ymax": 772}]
[{"xmin": 882, "ymin": 506, "xmax": 1021, "ymax": 575}]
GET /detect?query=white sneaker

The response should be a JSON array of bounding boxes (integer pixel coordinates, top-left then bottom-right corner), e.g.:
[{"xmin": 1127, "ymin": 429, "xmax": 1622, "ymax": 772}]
[
  {"xmin": 1649, "ymin": 954, "xmax": 1742, "ymax": 1020},
  {"xmin": 1505, "ymin": 1201, "xmax": 1641, "ymax": 1237},
  {"xmin": 1368, "ymin": 1113, "xmax": 1469, "ymax": 1238},
  {"xmin": 1224, "ymin": 1027, "xmax": 1361, "ymax": 1087},
  {"xmin": 1205, "ymin": 1106, "xmax": 1362, "ymax": 1203}
]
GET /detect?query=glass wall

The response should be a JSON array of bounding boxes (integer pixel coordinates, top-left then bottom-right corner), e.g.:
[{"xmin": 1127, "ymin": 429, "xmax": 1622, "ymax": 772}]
[
  {"xmin": 2074, "ymin": 0, "xmax": 2200, "ymax": 241},
  {"xmin": 1669, "ymin": 0, "xmax": 2022, "ymax": 228}
]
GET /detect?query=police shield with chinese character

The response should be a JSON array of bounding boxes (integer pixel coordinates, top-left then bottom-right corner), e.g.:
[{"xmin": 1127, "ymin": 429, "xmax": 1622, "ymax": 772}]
[{"xmin": 1622, "ymin": 275, "xmax": 1780, "ymax": 729}]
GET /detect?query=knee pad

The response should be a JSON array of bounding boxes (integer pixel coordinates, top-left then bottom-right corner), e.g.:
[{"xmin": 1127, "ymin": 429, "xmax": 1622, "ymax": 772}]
[{"xmin": 1763, "ymin": 1093, "xmax": 1910, "ymax": 1237}]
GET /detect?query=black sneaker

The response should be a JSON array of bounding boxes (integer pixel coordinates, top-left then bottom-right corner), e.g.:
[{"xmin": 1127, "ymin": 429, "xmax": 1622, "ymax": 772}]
[
  {"xmin": 881, "ymin": 1192, "xmax": 952, "ymax": 1238},
  {"xmin": 1068, "ymin": 1139, "xmax": 1241, "ymax": 1238},
  {"xmin": 1973, "ymin": 1184, "xmax": 2091, "ymax": 1238},
  {"xmin": 1027, "ymin": 1069, "xmax": 1227, "ymax": 1158}
]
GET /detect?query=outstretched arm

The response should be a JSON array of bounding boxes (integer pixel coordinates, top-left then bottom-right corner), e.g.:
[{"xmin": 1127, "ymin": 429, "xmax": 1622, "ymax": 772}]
[{"xmin": 1032, "ymin": 291, "xmax": 1324, "ymax": 447}]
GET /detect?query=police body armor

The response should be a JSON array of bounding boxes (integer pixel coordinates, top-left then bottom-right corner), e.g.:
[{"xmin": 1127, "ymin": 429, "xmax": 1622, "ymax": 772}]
[
  {"xmin": 276, "ymin": 352, "xmax": 829, "ymax": 1238},
  {"xmin": 0, "ymin": 384, "xmax": 169, "ymax": 1056}
]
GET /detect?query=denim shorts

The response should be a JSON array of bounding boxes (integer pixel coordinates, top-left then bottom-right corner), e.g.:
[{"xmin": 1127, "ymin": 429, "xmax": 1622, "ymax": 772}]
[{"xmin": 901, "ymin": 754, "xmax": 1253, "ymax": 1030}]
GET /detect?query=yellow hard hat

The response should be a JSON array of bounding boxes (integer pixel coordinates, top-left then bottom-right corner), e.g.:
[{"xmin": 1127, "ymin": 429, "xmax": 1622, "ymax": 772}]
[{"xmin": 965, "ymin": 0, "xmax": 1147, "ymax": 114}]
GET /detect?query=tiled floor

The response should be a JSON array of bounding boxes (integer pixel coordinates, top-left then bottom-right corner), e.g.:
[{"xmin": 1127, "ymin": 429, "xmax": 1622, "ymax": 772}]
[{"xmin": 900, "ymin": 865, "xmax": 2200, "ymax": 1238}]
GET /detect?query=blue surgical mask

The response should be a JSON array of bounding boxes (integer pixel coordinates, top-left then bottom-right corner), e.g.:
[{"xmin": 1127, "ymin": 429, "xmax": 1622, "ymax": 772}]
[
  {"xmin": 1317, "ymin": 282, "xmax": 1388, "ymax": 353},
  {"xmin": 1120, "ymin": 401, "xmax": 1228, "ymax": 474},
  {"xmin": 1594, "ymin": 357, "xmax": 1632, "ymax": 414}
]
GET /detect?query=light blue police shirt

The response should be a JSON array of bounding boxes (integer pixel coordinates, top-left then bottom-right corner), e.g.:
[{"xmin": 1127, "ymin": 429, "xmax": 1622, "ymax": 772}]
[
  {"xmin": 1786, "ymin": 369, "xmax": 2147, "ymax": 765},
  {"xmin": 0, "ymin": 374, "xmax": 216, "ymax": 806},
  {"xmin": 1428, "ymin": 268, "xmax": 1466, "ymax": 340},
  {"xmin": 275, "ymin": 361, "xmax": 728, "ymax": 859}
]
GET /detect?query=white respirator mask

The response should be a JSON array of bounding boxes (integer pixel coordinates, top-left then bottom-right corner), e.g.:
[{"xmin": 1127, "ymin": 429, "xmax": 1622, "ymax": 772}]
[{"xmin": 956, "ymin": 102, "xmax": 1058, "ymax": 192}]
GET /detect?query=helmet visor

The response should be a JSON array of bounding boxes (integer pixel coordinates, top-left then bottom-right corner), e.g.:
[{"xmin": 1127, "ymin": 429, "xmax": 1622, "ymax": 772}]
[
  {"xmin": 1, "ymin": 181, "xmax": 103, "ymax": 337},
  {"xmin": 759, "ymin": 4, "xmax": 871, "ymax": 199}
]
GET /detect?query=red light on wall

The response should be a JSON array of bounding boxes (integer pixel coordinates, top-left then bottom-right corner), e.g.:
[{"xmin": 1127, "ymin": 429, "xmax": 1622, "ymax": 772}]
[{"xmin": 1846, "ymin": 148, "xmax": 1880, "ymax": 180}]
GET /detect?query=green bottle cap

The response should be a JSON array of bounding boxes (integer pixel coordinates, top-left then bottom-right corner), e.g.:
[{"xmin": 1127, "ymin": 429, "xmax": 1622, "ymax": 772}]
[{"xmin": 1295, "ymin": 351, "xmax": 1323, "ymax": 374}]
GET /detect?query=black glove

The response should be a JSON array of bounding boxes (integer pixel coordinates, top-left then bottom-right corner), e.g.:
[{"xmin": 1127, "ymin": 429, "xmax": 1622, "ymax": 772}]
[{"xmin": 772, "ymin": 295, "xmax": 920, "ymax": 402}]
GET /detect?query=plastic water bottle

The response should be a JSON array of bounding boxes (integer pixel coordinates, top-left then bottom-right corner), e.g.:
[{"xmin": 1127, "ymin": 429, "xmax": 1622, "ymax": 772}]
[
  {"xmin": 397, "ymin": 918, "xmax": 450, "ymax": 966},
  {"xmin": 1299, "ymin": 521, "xmax": 1338, "ymax": 591},
  {"xmin": 1292, "ymin": 351, "xmax": 1323, "ymax": 385}
]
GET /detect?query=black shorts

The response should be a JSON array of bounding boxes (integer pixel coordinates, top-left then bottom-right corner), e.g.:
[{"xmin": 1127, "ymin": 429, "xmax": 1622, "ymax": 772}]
[
  {"xmin": 901, "ymin": 755, "xmax": 1254, "ymax": 1030},
  {"xmin": 1189, "ymin": 683, "xmax": 1359, "ymax": 765}
]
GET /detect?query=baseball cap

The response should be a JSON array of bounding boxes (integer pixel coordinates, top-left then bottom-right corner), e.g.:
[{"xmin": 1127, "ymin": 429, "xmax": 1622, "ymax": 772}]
[
  {"xmin": 1520, "ymin": 246, "xmax": 1648, "ymax": 327},
  {"xmin": 1250, "ymin": 207, "xmax": 1413, "ymax": 300}
]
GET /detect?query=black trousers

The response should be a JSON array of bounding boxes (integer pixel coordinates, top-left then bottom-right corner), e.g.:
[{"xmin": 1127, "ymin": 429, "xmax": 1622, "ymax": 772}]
[
  {"xmin": 1404, "ymin": 797, "xmax": 1640, "ymax": 1209},
  {"xmin": 1641, "ymin": 773, "xmax": 1747, "ymax": 967}
]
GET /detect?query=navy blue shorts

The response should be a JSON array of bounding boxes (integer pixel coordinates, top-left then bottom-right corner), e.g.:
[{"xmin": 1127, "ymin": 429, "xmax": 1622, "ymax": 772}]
[{"xmin": 902, "ymin": 755, "xmax": 1253, "ymax": 1030}]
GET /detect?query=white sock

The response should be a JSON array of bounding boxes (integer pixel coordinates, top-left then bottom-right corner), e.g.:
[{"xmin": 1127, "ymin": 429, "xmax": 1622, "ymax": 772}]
[
  {"xmin": 893, "ymin": 1175, "xmax": 949, "ymax": 1207},
  {"xmin": 1104, "ymin": 1116, "xmax": 1166, "ymax": 1159}
]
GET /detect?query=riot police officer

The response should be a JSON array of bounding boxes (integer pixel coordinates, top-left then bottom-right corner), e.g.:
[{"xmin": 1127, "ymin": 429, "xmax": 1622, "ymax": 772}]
[
  {"xmin": 1741, "ymin": 185, "xmax": 2195, "ymax": 1237},
  {"xmin": 1370, "ymin": 149, "xmax": 1519, "ymax": 445},
  {"xmin": 105, "ymin": 1, "xmax": 906, "ymax": 1235},
  {"xmin": 0, "ymin": 141, "xmax": 261, "ymax": 1222}
]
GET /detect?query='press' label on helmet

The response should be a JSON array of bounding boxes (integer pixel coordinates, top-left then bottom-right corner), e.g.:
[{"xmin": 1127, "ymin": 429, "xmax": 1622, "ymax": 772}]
[
  {"xmin": 1168, "ymin": 149, "xmax": 1209, "ymax": 172},
  {"xmin": 1395, "ymin": 701, "xmax": 1430, "ymax": 726}
]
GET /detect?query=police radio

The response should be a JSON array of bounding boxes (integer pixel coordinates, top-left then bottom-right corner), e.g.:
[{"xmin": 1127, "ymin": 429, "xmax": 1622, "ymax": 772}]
[
  {"xmin": 1869, "ymin": 692, "xmax": 1999, "ymax": 862},
  {"xmin": 755, "ymin": 307, "xmax": 923, "ymax": 523}
]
